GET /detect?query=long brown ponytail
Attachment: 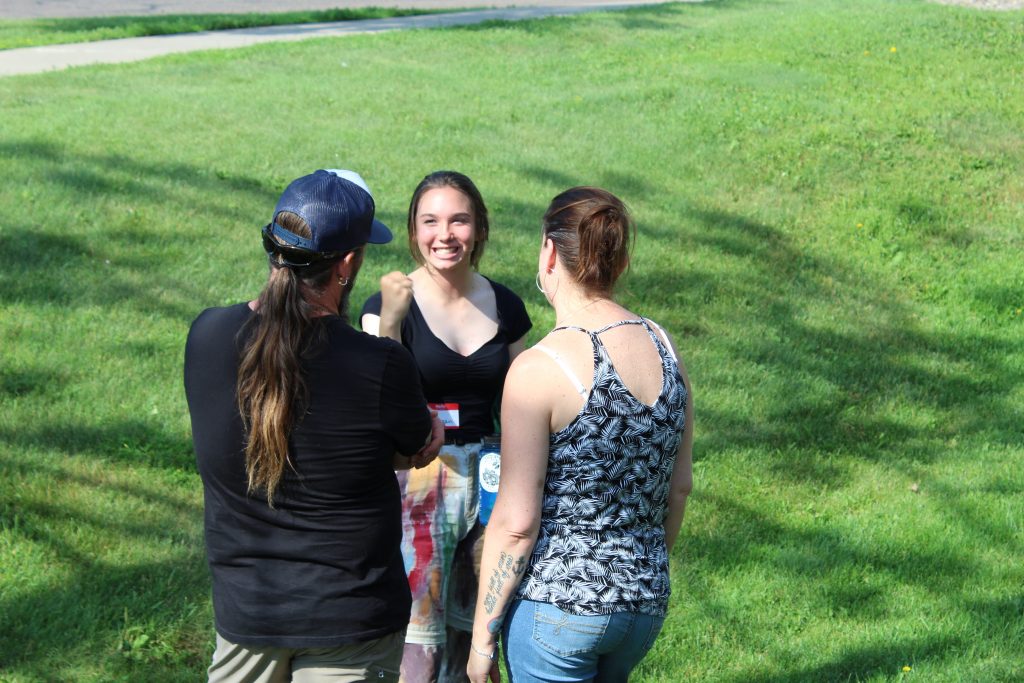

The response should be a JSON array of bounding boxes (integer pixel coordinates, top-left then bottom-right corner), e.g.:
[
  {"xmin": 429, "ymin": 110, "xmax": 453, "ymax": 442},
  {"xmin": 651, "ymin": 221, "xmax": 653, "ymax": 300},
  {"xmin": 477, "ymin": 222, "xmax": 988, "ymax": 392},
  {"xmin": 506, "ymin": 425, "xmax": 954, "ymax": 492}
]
[{"xmin": 236, "ymin": 212, "xmax": 338, "ymax": 505}]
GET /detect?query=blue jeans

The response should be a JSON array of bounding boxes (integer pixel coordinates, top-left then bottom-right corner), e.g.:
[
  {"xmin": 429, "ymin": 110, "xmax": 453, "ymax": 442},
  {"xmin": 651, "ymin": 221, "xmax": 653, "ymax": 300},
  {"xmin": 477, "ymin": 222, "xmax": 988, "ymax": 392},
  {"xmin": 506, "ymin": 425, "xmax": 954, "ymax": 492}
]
[{"xmin": 502, "ymin": 600, "xmax": 665, "ymax": 683}]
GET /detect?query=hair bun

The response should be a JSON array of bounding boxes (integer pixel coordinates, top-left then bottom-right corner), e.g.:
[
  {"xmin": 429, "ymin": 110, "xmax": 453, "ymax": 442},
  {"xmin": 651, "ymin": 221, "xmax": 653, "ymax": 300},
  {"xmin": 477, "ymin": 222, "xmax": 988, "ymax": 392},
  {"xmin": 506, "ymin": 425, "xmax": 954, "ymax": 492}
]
[{"xmin": 542, "ymin": 187, "xmax": 634, "ymax": 295}]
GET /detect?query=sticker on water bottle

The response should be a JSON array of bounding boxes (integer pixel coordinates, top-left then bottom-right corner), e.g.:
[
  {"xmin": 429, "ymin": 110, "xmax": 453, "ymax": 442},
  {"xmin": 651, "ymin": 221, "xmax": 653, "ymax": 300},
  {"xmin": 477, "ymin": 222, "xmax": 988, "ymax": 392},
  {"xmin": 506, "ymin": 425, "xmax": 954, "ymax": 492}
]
[
  {"xmin": 479, "ymin": 451, "xmax": 500, "ymax": 493},
  {"xmin": 478, "ymin": 437, "xmax": 501, "ymax": 525}
]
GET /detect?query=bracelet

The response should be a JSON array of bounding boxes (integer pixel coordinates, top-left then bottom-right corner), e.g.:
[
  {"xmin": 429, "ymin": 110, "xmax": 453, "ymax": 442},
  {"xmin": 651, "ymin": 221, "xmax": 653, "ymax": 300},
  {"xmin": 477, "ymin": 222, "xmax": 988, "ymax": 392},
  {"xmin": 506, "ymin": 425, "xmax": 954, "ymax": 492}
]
[{"xmin": 471, "ymin": 642, "xmax": 497, "ymax": 662}]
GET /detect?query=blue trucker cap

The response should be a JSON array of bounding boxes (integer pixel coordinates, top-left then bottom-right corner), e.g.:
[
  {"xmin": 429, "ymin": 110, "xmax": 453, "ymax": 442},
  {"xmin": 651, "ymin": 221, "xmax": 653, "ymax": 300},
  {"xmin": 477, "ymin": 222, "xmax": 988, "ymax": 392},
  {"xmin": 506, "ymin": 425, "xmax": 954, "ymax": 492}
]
[{"xmin": 269, "ymin": 169, "xmax": 392, "ymax": 254}]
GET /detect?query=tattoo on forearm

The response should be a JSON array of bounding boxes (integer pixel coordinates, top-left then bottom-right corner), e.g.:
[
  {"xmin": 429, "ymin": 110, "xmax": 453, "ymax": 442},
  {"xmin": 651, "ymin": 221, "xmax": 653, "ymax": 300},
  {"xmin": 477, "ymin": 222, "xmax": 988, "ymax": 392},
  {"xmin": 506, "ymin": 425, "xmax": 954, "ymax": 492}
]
[{"xmin": 483, "ymin": 551, "xmax": 528, "ymax": 625}]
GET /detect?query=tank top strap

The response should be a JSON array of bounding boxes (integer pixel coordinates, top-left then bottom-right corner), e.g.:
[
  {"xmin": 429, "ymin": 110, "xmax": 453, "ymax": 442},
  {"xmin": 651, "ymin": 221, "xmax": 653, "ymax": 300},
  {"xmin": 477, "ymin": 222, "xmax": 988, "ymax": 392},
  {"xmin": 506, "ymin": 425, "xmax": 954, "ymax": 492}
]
[
  {"xmin": 551, "ymin": 324, "xmax": 593, "ymax": 335},
  {"xmin": 589, "ymin": 318, "xmax": 677, "ymax": 369},
  {"xmin": 640, "ymin": 318, "xmax": 678, "ymax": 364},
  {"xmin": 533, "ymin": 344, "xmax": 588, "ymax": 398},
  {"xmin": 592, "ymin": 318, "xmax": 643, "ymax": 335}
]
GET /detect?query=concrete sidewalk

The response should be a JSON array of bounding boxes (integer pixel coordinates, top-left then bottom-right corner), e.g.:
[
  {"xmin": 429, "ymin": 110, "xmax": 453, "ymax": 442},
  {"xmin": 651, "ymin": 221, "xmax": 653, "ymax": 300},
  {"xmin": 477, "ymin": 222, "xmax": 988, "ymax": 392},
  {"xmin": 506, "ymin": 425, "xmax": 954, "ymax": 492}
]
[
  {"xmin": 5, "ymin": 0, "xmax": 667, "ymax": 19},
  {"xmin": 0, "ymin": 1, "xmax": 677, "ymax": 78}
]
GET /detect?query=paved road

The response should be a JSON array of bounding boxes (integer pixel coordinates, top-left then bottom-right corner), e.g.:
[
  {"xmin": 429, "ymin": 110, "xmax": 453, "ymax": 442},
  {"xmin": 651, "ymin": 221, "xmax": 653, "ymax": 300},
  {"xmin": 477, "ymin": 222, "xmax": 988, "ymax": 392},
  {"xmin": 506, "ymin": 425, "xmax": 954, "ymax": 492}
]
[
  {"xmin": 5, "ymin": 0, "xmax": 1017, "ymax": 17},
  {"xmin": 0, "ymin": 0, "xmax": 680, "ymax": 77},
  {"xmin": 2, "ymin": 0, "xmax": 670, "ymax": 19}
]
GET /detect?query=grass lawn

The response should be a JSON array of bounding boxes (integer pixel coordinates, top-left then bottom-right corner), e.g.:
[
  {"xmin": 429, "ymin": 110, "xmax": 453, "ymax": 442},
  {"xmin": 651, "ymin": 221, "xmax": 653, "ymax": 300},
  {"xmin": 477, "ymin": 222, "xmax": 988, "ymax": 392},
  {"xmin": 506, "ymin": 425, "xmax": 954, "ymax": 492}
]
[
  {"xmin": 0, "ymin": 7, "xmax": 456, "ymax": 50},
  {"xmin": 1, "ymin": 0, "xmax": 1022, "ymax": 680}
]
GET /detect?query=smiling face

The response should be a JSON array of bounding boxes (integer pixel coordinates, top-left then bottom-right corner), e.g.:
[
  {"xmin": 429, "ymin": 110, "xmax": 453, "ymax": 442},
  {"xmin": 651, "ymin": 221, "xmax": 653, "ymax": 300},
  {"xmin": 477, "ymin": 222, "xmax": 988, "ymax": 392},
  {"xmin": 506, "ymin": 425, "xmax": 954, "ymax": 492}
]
[{"xmin": 413, "ymin": 186, "xmax": 478, "ymax": 272}]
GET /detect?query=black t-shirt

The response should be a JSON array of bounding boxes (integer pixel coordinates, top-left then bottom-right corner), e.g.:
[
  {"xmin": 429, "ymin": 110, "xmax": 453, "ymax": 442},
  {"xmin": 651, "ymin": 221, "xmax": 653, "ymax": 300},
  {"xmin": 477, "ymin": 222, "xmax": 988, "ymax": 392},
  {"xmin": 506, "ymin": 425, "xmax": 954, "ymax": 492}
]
[
  {"xmin": 184, "ymin": 303, "xmax": 430, "ymax": 648},
  {"xmin": 361, "ymin": 277, "xmax": 531, "ymax": 441}
]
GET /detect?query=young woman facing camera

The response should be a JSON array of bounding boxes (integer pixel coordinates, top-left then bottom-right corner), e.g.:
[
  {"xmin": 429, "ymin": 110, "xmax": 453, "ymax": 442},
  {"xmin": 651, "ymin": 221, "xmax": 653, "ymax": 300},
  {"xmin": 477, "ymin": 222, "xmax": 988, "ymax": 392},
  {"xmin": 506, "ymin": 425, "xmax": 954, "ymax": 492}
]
[{"xmin": 362, "ymin": 171, "xmax": 532, "ymax": 683}]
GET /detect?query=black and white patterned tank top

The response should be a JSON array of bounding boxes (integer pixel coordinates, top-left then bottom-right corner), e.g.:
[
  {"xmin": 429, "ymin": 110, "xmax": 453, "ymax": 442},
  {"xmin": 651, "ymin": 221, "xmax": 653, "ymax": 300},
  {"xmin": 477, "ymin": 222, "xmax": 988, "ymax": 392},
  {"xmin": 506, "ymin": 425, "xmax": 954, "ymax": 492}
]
[{"xmin": 514, "ymin": 318, "xmax": 687, "ymax": 616}]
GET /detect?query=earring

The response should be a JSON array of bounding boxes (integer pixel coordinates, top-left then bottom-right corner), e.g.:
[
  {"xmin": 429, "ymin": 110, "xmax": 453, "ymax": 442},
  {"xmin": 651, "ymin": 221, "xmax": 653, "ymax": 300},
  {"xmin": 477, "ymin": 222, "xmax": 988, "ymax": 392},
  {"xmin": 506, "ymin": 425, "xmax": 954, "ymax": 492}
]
[
  {"xmin": 338, "ymin": 276, "xmax": 349, "ymax": 287},
  {"xmin": 536, "ymin": 269, "xmax": 556, "ymax": 296}
]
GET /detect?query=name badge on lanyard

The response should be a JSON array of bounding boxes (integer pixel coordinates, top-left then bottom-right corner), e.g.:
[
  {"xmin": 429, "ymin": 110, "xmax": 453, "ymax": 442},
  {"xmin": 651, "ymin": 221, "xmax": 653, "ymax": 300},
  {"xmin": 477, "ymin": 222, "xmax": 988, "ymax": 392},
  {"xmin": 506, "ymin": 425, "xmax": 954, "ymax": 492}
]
[{"xmin": 428, "ymin": 402, "xmax": 461, "ymax": 430}]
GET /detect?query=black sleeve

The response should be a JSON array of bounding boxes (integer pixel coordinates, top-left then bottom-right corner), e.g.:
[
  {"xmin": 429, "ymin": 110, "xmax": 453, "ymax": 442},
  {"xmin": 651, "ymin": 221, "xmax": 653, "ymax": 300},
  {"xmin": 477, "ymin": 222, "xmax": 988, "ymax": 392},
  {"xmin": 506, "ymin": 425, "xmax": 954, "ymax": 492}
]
[
  {"xmin": 184, "ymin": 308, "xmax": 217, "ymax": 402},
  {"xmin": 183, "ymin": 305, "xmax": 251, "ymax": 468},
  {"xmin": 184, "ymin": 305, "xmax": 245, "ymax": 412},
  {"xmin": 359, "ymin": 291, "xmax": 383, "ymax": 330},
  {"xmin": 492, "ymin": 281, "xmax": 532, "ymax": 342},
  {"xmin": 379, "ymin": 340, "xmax": 432, "ymax": 456}
]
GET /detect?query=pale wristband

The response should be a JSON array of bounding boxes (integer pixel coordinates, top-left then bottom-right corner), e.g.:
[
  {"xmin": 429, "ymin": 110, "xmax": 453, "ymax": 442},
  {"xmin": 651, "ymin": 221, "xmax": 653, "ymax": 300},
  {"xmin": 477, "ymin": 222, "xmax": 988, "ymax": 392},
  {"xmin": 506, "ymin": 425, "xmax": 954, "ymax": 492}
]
[{"xmin": 471, "ymin": 642, "xmax": 497, "ymax": 661}]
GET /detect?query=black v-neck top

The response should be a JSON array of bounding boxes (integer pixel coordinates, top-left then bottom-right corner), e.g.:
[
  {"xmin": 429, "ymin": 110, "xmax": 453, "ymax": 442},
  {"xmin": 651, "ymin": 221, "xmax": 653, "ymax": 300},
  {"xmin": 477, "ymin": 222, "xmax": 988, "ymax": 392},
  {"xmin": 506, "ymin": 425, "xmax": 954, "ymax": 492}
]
[{"xmin": 362, "ymin": 277, "xmax": 531, "ymax": 441}]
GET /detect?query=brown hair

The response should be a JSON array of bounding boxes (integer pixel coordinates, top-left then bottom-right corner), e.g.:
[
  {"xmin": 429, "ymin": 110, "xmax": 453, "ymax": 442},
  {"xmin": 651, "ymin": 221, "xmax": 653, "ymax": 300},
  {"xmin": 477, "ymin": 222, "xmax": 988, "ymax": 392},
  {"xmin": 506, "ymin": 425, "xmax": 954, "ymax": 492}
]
[
  {"xmin": 407, "ymin": 170, "xmax": 490, "ymax": 268},
  {"xmin": 236, "ymin": 211, "xmax": 340, "ymax": 505},
  {"xmin": 542, "ymin": 187, "xmax": 634, "ymax": 296}
]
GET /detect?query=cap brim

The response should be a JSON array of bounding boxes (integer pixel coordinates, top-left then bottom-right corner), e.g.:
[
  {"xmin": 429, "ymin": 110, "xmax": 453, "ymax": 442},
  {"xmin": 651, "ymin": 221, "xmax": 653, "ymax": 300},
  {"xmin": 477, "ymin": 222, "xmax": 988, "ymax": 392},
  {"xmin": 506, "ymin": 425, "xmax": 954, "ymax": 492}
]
[{"xmin": 368, "ymin": 219, "xmax": 393, "ymax": 245}]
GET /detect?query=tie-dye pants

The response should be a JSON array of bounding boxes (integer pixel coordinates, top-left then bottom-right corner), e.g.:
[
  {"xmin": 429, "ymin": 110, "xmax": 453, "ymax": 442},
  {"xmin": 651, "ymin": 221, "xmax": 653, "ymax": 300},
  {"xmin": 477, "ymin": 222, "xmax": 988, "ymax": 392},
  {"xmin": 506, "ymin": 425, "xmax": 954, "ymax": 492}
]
[{"xmin": 396, "ymin": 441, "xmax": 484, "ymax": 683}]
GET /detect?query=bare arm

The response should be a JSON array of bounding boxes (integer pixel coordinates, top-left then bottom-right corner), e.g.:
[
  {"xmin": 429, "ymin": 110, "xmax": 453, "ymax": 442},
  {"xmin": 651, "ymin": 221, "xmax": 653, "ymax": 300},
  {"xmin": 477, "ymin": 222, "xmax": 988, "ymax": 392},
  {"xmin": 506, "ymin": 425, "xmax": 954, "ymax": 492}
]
[
  {"xmin": 379, "ymin": 271, "xmax": 414, "ymax": 341},
  {"xmin": 362, "ymin": 271, "xmax": 415, "ymax": 341},
  {"xmin": 467, "ymin": 352, "xmax": 551, "ymax": 683},
  {"xmin": 664, "ymin": 352, "xmax": 694, "ymax": 554},
  {"xmin": 508, "ymin": 335, "xmax": 527, "ymax": 364}
]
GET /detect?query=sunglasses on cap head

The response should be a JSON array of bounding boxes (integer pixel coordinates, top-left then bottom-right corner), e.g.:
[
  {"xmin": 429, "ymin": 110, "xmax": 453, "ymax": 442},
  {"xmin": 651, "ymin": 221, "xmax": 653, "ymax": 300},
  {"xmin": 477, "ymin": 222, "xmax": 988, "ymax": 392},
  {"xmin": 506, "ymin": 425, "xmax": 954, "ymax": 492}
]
[{"xmin": 261, "ymin": 223, "xmax": 345, "ymax": 268}]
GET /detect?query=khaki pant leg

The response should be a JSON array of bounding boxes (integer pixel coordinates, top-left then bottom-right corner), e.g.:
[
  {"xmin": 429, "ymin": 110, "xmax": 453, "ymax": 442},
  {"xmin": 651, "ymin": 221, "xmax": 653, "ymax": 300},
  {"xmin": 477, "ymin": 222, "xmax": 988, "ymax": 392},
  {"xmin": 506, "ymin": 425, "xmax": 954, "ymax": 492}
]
[
  {"xmin": 207, "ymin": 633, "xmax": 291, "ymax": 683},
  {"xmin": 292, "ymin": 630, "xmax": 405, "ymax": 683}
]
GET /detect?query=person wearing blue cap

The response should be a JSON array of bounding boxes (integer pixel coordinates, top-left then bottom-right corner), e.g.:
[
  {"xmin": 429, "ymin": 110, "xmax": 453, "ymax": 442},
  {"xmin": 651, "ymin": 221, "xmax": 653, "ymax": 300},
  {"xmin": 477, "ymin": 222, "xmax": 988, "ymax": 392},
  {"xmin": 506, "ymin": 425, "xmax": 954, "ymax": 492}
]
[{"xmin": 185, "ymin": 169, "xmax": 444, "ymax": 683}]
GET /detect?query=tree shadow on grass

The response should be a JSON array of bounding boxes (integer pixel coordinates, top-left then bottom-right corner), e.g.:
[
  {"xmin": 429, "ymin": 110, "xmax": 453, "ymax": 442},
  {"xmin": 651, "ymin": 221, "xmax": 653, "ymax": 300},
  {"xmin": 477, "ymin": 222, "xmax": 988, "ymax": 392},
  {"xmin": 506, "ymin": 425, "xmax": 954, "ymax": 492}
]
[
  {"xmin": 1, "ymin": 122, "xmax": 1018, "ymax": 676},
  {"xmin": 493, "ymin": 170, "xmax": 1020, "ymax": 677},
  {"xmin": 735, "ymin": 634, "xmax": 963, "ymax": 683},
  {"xmin": 613, "ymin": 194, "xmax": 1021, "ymax": 677},
  {"xmin": 677, "ymin": 204, "xmax": 1021, "ymax": 455},
  {"xmin": 0, "ymin": 228, "xmax": 199, "ymax": 320},
  {"xmin": 0, "ymin": 365, "xmax": 69, "ymax": 399},
  {"xmin": 493, "ymin": 171, "xmax": 1022, "ymax": 470},
  {"xmin": 695, "ymin": 493, "xmax": 981, "ymax": 595},
  {"xmin": 0, "ymin": 417, "xmax": 196, "ymax": 476},
  {"xmin": 0, "ymin": 138, "xmax": 320, "ymax": 677},
  {"xmin": 0, "ymin": 137, "xmax": 274, "ymax": 320},
  {"xmin": 0, "ymin": 444, "xmax": 209, "ymax": 680},
  {"xmin": 670, "ymin": 488, "xmax": 1020, "ymax": 680},
  {"xmin": 0, "ymin": 523, "xmax": 210, "ymax": 680},
  {"xmin": 1, "ymin": 564, "xmax": 211, "ymax": 681},
  {"xmin": 0, "ymin": 138, "xmax": 271, "ymax": 217},
  {"xmin": 2, "ymin": 450, "xmax": 198, "ymax": 528}
]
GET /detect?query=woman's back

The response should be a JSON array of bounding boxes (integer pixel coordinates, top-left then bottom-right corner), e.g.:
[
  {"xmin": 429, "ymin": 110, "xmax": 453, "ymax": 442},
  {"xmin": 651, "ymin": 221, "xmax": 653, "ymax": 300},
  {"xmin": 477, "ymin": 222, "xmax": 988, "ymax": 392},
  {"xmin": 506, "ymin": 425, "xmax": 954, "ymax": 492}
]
[
  {"xmin": 515, "ymin": 316, "xmax": 687, "ymax": 616},
  {"xmin": 538, "ymin": 313, "xmax": 677, "ymax": 431}
]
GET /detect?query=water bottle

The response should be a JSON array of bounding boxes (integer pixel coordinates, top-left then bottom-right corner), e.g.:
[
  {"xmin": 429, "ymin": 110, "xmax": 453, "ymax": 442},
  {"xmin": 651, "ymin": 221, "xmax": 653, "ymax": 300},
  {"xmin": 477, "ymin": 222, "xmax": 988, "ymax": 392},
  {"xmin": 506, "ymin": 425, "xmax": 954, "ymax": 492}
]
[{"xmin": 478, "ymin": 436, "xmax": 501, "ymax": 526}]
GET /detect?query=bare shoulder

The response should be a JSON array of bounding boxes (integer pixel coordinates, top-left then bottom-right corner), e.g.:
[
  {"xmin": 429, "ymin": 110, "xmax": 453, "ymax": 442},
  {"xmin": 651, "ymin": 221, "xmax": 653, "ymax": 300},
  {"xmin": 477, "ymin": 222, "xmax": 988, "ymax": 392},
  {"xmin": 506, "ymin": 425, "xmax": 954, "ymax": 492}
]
[
  {"xmin": 510, "ymin": 332, "xmax": 591, "ymax": 390},
  {"xmin": 642, "ymin": 317, "xmax": 676, "ymax": 350},
  {"xmin": 407, "ymin": 267, "xmax": 429, "ymax": 286},
  {"xmin": 645, "ymin": 318, "xmax": 693, "ymax": 389},
  {"xmin": 508, "ymin": 344, "xmax": 557, "ymax": 379},
  {"xmin": 505, "ymin": 344, "xmax": 568, "ymax": 393},
  {"xmin": 467, "ymin": 271, "xmax": 499, "ymax": 309},
  {"xmin": 534, "ymin": 326, "xmax": 592, "ymax": 353}
]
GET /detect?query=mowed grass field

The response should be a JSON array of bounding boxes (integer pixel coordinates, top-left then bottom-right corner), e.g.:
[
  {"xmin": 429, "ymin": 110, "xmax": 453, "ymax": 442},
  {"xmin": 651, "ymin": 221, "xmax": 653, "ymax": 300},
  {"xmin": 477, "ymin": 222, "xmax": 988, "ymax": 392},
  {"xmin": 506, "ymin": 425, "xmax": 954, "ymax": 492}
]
[{"xmin": 1, "ymin": 0, "xmax": 1022, "ymax": 680}]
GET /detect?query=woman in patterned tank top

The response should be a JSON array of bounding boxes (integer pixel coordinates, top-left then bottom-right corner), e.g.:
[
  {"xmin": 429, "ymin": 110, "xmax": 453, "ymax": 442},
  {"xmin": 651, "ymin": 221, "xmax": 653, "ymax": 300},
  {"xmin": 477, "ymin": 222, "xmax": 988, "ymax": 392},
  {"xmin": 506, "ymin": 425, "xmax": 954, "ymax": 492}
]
[{"xmin": 468, "ymin": 187, "xmax": 694, "ymax": 683}]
